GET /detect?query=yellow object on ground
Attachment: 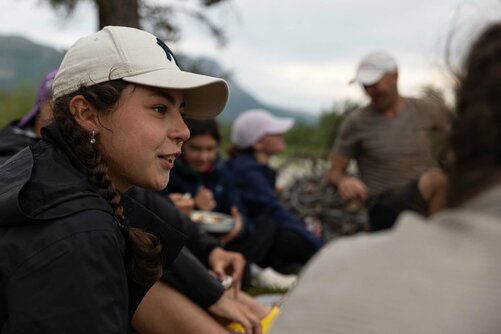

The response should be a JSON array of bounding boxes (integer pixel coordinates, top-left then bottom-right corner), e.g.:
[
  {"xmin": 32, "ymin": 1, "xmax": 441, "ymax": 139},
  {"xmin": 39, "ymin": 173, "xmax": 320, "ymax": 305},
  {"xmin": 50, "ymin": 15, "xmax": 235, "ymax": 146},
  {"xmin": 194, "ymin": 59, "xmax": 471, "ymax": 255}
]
[{"xmin": 226, "ymin": 306, "xmax": 281, "ymax": 334}]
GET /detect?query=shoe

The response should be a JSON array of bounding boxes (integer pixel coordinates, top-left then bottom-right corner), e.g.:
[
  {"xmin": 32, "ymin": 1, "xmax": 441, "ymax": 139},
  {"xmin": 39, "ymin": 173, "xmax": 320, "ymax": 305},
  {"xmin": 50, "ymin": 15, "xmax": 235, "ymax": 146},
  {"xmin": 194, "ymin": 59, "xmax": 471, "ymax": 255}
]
[{"xmin": 251, "ymin": 267, "xmax": 297, "ymax": 290}]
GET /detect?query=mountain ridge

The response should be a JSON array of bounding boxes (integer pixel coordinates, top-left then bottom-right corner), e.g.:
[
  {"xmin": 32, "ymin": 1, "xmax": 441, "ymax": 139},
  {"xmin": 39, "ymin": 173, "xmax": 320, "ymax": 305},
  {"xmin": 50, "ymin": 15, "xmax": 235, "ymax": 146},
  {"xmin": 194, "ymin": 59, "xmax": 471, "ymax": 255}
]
[{"xmin": 0, "ymin": 34, "xmax": 317, "ymax": 124}]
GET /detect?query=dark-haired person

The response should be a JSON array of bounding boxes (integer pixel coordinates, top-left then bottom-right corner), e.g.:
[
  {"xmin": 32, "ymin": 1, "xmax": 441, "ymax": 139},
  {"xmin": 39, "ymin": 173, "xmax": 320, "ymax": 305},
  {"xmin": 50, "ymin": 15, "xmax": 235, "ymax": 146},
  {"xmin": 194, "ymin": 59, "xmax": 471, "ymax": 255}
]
[
  {"xmin": 271, "ymin": 22, "xmax": 501, "ymax": 334},
  {"xmin": 0, "ymin": 70, "xmax": 264, "ymax": 333},
  {"xmin": 0, "ymin": 69, "xmax": 57, "ymax": 165},
  {"xmin": 162, "ymin": 118, "xmax": 298, "ymax": 289},
  {"xmin": 0, "ymin": 26, "xmax": 229, "ymax": 333}
]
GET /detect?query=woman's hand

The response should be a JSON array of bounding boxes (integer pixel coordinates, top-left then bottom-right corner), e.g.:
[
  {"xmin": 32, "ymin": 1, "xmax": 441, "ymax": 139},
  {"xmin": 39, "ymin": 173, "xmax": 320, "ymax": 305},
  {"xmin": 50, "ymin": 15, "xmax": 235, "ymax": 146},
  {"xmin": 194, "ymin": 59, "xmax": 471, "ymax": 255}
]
[
  {"xmin": 194, "ymin": 186, "xmax": 216, "ymax": 211},
  {"xmin": 208, "ymin": 247, "xmax": 245, "ymax": 297},
  {"xmin": 208, "ymin": 294, "xmax": 262, "ymax": 334},
  {"xmin": 219, "ymin": 206, "xmax": 243, "ymax": 245},
  {"xmin": 305, "ymin": 216, "xmax": 323, "ymax": 238},
  {"xmin": 168, "ymin": 192, "xmax": 195, "ymax": 216}
]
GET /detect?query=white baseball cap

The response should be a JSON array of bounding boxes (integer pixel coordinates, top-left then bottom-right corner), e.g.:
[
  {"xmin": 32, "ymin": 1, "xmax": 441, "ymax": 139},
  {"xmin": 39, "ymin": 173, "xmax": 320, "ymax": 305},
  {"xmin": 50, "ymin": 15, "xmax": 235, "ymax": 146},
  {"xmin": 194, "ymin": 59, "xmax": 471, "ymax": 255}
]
[
  {"xmin": 231, "ymin": 109, "xmax": 294, "ymax": 149},
  {"xmin": 350, "ymin": 51, "xmax": 398, "ymax": 86},
  {"xmin": 53, "ymin": 26, "xmax": 229, "ymax": 119}
]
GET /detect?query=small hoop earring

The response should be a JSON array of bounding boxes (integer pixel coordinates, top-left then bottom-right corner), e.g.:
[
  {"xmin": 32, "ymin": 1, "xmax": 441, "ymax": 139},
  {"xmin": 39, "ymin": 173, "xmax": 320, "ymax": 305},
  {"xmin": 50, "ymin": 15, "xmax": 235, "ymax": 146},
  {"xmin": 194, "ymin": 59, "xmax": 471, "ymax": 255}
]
[{"xmin": 90, "ymin": 130, "xmax": 96, "ymax": 144}]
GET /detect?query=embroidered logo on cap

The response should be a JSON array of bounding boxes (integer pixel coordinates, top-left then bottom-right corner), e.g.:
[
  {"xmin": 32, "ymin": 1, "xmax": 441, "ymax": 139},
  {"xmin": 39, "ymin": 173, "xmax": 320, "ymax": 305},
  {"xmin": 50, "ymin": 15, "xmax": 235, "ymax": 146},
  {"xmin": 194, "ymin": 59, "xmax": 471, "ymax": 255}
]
[{"xmin": 156, "ymin": 38, "xmax": 178, "ymax": 65}]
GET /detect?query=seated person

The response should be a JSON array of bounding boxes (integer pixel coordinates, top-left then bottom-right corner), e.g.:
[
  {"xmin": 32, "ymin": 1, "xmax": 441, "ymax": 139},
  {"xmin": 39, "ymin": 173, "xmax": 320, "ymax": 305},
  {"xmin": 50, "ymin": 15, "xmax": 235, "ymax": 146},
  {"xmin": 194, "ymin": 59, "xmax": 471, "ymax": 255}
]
[
  {"xmin": 368, "ymin": 167, "xmax": 448, "ymax": 231},
  {"xmin": 270, "ymin": 22, "xmax": 501, "ymax": 334},
  {"xmin": 161, "ymin": 118, "xmax": 297, "ymax": 289},
  {"xmin": 0, "ymin": 69, "xmax": 57, "ymax": 165},
  {"xmin": 162, "ymin": 118, "xmax": 249, "ymax": 244},
  {"xmin": 227, "ymin": 109, "xmax": 323, "ymax": 275},
  {"xmin": 0, "ymin": 76, "xmax": 268, "ymax": 333}
]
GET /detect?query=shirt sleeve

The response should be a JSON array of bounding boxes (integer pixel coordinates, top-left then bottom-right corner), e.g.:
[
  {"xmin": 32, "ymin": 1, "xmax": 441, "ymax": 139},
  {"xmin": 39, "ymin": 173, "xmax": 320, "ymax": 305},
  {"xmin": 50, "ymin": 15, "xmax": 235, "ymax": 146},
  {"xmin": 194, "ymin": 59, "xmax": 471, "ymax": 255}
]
[
  {"xmin": 242, "ymin": 168, "xmax": 306, "ymax": 230},
  {"xmin": 161, "ymin": 247, "xmax": 224, "ymax": 309},
  {"xmin": 332, "ymin": 113, "xmax": 359, "ymax": 158},
  {"xmin": 5, "ymin": 228, "xmax": 128, "ymax": 334}
]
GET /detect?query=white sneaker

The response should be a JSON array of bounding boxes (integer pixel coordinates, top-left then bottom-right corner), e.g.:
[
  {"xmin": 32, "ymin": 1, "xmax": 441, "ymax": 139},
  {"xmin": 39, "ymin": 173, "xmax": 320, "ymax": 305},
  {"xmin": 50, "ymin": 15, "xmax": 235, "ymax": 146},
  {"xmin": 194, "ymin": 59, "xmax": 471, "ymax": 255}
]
[{"xmin": 251, "ymin": 267, "xmax": 297, "ymax": 290}]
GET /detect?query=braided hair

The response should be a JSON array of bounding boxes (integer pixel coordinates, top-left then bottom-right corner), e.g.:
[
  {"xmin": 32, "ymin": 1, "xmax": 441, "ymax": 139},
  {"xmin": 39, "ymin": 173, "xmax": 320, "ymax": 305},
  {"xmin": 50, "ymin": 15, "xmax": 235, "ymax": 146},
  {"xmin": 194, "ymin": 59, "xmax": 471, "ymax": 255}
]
[{"xmin": 52, "ymin": 80, "xmax": 163, "ymax": 286}]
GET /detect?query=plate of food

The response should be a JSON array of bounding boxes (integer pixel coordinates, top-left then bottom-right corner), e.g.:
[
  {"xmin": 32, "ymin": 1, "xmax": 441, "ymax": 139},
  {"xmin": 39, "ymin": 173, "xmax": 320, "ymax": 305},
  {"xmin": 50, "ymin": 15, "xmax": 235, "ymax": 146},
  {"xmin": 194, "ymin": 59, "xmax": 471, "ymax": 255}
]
[{"xmin": 190, "ymin": 210, "xmax": 236, "ymax": 233}]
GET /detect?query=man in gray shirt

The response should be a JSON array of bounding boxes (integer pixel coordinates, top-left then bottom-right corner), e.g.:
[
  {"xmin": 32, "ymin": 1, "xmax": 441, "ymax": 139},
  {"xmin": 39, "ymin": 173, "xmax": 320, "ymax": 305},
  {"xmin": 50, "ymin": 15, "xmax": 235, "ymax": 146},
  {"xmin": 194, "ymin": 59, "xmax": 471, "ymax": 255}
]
[{"xmin": 327, "ymin": 51, "xmax": 452, "ymax": 202}]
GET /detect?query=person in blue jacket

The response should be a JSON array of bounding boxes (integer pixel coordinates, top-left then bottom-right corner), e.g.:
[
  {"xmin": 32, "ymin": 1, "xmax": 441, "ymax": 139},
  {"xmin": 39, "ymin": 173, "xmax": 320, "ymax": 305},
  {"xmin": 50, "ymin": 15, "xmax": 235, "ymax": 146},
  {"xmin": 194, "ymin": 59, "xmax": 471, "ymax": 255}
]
[
  {"xmin": 162, "ymin": 118, "xmax": 289, "ymax": 287},
  {"xmin": 163, "ymin": 118, "xmax": 251, "ymax": 241},
  {"xmin": 227, "ymin": 109, "xmax": 324, "ymax": 275}
]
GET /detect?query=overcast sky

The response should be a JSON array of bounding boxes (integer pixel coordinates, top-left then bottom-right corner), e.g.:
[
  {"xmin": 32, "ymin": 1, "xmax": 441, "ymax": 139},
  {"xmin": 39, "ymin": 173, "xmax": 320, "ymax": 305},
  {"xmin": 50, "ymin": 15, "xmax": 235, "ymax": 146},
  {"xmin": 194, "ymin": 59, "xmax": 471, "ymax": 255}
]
[{"xmin": 1, "ymin": 0, "xmax": 500, "ymax": 114}]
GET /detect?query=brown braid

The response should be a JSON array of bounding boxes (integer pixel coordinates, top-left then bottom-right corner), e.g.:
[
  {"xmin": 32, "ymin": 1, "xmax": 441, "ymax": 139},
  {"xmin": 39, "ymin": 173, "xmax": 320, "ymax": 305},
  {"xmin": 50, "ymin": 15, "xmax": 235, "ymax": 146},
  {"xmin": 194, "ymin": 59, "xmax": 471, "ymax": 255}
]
[{"xmin": 52, "ymin": 80, "xmax": 163, "ymax": 286}]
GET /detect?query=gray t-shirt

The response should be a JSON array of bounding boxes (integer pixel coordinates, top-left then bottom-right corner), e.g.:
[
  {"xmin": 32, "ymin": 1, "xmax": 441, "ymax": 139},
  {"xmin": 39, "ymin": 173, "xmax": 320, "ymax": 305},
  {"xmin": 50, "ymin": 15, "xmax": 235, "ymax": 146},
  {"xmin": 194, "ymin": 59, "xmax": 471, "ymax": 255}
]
[{"xmin": 333, "ymin": 97, "xmax": 451, "ymax": 197}]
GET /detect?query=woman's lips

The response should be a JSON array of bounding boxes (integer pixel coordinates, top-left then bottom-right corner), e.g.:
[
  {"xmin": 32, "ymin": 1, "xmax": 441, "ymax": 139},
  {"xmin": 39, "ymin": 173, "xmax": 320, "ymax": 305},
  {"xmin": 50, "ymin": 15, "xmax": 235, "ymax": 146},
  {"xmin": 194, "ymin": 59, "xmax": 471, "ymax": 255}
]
[{"xmin": 159, "ymin": 154, "xmax": 176, "ymax": 169}]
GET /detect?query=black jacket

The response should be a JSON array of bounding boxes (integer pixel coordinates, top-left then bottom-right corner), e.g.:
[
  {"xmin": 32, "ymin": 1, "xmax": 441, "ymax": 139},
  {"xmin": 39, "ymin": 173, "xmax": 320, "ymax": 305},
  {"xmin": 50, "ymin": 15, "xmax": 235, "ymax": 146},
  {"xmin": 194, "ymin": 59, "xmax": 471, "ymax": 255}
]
[
  {"xmin": 0, "ymin": 122, "xmax": 38, "ymax": 166},
  {"xmin": 0, "ymin": 125, "xmax": 185, "ymax": 333},
  {"xmin": 128, "ymin": 188, "xmax": 224, "ymax": 308}
]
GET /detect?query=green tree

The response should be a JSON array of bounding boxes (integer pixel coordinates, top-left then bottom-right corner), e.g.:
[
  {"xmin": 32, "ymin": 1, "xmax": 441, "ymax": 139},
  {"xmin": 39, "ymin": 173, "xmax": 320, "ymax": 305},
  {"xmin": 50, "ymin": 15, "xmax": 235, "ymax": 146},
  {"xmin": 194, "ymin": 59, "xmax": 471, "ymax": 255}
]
[
  {"xmin": 43, "ymin": 0, "xmax": 231, "ymax": 45},
  {"xmin": 283, "ymin": 100, "xmax": 361, "ymax": 159}
]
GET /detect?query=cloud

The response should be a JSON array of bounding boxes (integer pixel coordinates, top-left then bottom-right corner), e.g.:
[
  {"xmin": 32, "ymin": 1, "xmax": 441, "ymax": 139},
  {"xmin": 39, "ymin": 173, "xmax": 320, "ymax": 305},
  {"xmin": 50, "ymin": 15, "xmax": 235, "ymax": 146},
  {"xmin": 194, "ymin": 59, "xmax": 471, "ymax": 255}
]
[{"xmin": 1, "ymin": 0, "xmax": 500, "ymax": 114}]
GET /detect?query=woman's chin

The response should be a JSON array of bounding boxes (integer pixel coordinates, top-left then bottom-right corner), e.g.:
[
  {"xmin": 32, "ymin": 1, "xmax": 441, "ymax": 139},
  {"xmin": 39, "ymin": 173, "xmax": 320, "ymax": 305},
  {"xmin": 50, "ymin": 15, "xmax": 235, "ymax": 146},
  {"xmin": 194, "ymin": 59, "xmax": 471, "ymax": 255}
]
[{"xmin": 148, "ymin": 175, "xmax": 170, "ymax": 191}]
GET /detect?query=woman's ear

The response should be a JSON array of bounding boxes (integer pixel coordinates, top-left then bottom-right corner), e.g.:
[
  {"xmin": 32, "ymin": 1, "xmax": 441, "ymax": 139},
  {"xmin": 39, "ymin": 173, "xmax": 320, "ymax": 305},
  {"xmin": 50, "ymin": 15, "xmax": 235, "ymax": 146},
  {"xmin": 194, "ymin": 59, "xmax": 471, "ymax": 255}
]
[{"xmin": 69, "ymin": 95, "xmax": 99, "ymax": 132}]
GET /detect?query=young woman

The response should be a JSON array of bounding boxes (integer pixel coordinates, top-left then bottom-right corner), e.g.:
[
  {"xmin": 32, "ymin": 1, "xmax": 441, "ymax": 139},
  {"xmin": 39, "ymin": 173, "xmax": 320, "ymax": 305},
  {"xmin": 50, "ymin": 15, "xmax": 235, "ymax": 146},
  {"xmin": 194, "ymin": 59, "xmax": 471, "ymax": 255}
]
[
  {"xmin": 163, "ymin": 118, "xmax": 249, "ymax": 243},
  {"xmin": 163, "ymin": 118, "xmax": 295, "ymax": 289},
  {"xmin": 227, "ymin": 109, "xmax": 323, "ymax": 275},
  {"xmin": 0, "ymin": 26, "xmax": 228, "ymax": 333}
]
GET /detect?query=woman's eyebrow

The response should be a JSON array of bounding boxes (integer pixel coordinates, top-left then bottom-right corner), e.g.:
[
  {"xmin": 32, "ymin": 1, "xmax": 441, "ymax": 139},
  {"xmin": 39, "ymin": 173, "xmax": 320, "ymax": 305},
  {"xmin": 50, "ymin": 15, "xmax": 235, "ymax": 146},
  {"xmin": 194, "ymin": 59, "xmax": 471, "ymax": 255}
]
[{"xmin": 151, "ymin": 90, "xmax": 185, "ymax": 108}]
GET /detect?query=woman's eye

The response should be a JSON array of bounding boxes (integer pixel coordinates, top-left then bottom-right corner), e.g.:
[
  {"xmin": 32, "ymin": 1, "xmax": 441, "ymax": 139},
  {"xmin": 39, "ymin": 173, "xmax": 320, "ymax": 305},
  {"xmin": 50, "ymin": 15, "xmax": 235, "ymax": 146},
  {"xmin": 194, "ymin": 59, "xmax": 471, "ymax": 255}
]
[{"xmin": 153, "ymin": 105, "xmax": 167, "ymax": 114}]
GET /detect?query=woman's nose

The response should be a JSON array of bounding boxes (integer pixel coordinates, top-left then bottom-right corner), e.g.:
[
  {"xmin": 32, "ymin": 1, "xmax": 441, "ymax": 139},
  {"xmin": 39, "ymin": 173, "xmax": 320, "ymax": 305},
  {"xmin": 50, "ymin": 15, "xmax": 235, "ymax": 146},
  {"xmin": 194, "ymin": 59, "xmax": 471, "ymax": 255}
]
[{"xmin": 171, "ymin": 114, "xmax": 190, "ymax": 143}]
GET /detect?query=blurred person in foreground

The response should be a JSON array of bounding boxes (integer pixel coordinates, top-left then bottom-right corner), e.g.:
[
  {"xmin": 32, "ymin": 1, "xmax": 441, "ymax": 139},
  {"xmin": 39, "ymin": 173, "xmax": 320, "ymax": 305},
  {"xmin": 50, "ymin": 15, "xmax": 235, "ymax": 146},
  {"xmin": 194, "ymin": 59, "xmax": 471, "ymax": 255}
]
[
  {"xmin": 0, "ymin": 69, "xmax": 57, "ymax": 165},
  {"xmin": 327, "ymin": 51, "xmax": 453, "ymax": 208},
  {"xmin": 271, "ymin": 22, "xmax": 501, "ymax": 334}
]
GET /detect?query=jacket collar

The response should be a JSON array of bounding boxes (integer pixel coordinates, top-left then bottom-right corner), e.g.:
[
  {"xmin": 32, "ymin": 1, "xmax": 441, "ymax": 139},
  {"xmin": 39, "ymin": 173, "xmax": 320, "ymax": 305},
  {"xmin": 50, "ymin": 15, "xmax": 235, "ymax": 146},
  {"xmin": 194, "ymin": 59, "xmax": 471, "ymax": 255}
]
[{"xmin": 0, "ymin": 125, "xmax": 112, "ymax": 226}]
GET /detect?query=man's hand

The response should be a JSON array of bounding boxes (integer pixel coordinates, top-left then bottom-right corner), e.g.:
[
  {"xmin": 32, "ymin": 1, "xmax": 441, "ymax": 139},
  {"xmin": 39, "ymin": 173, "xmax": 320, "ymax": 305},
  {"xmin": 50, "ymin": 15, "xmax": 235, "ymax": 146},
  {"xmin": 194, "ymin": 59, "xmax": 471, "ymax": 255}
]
[
  {"xmin": 208, "ymin": 294, "xmax": 262, "ymax": 334},
  {"xmin": 338, "ymin": 176, "xmax": 368, "ymax": 202},
  {"xmin": 328, "ymin": 153, "xmax": 367, "ymax": 203},
  {"xmin": 208, "ymin": 247, "xmax": 245, "ymax": 296}
]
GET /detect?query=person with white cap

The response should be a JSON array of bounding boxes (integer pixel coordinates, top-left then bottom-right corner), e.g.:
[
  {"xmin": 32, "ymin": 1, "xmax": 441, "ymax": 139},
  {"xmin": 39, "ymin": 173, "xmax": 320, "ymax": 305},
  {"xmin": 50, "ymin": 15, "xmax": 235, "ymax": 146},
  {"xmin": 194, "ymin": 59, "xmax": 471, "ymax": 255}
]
[
  {"xmin": 0, "ymin": 26, "xmax": 231, "ymax": 333},
  {"xmin": 327, "ymin": 50, "xmax": 452, "ymax": 208},
  {"xmin": 227, "ymin": 109, "xmax": 324, "ymax": 277},
  {"xmin": 0, "ymin": 69, "xmax": 57, "ymax": 165}
]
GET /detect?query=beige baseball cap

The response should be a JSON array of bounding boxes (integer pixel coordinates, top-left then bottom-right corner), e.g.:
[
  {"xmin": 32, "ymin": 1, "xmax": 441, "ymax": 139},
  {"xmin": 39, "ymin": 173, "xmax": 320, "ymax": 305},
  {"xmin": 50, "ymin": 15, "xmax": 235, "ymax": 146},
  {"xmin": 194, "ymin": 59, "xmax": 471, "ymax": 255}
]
[
  {"xmin": 231, "ymin": 109, "xmax": 294, "ymax": 149},
  {"xmin": 350, "ymin": 51, "xmax": 398, "ymax": 86},
  {"xmin": 52, "ymin": 26, "xmax": 229, "ymax": 119}
]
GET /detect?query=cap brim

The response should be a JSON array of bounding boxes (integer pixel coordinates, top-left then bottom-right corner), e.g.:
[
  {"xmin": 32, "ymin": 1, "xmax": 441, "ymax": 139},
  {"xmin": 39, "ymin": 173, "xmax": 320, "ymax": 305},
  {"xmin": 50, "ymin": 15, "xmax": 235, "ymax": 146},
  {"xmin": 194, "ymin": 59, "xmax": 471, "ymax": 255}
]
[
  {"xmin": 123, "ymin": 69, "xmax": 229, "ymax": 120},
  {"xmin": 267, "ymin": 118, "xmax": 295, "ymax": 135},
  {"xmin": 354, "ymin": 69, "xmax": 385, "ymax": 86}
]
